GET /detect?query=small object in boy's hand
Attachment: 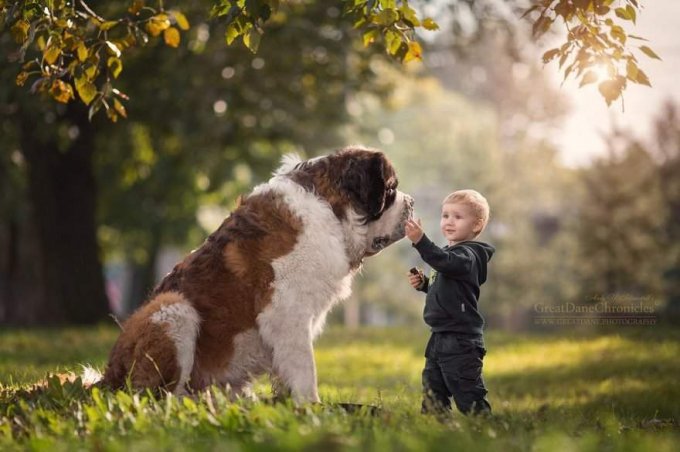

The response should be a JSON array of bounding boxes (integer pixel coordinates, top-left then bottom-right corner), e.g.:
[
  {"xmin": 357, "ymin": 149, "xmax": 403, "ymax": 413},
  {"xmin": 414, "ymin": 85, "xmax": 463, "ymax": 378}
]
[{"xmin": 409, "ymin": 267, "xmax": 420, "ymax": 275}]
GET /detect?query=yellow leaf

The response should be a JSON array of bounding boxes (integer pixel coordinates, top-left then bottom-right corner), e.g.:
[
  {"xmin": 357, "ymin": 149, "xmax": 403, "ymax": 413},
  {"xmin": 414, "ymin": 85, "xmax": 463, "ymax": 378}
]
[
  {"xmin": 100, "ymin": 21, "xmax": 119, "ymax": 31},
  {"xmin": 403, "ymin": 41, "xmax": 422, "ymax": 63},
  {"xmin": 106, "ymin": 107, "xmax": 119, "ymax": 123},
  {"xmin": 128, "ymin": 0, "xmax": 145, "ymax": 15},
  {"xmin": 171, "ymin": 11, "xmax": 190, "ymax": 31},
  {"xmin": 77, "ymin": 42, "xmax": 88, "ymax": 62},
  {"xmin": 44, "ymin": 46, "xmax": 61, "ymax": 65},
  {"xmin": 422, "ymin": 18, "xmax": 439, "ymax": 31},
  {"xmin": 579, "ymin": 70, "xmax": 598, "ymax": 87},
  {"xmin": 105, "ymin": 41, "xmax": 121, "ymax": 57},
  {"xmin": 10, "ymin": 20, "xmax": 30, "ymax": 44},
  {"xmin": 114, "ymin": 99, "xmax": 128, "ymax": 118},
  {"xmin": 15, "ymin": 72, "xmax": 29, "ymax": 87},
  {"xmin": 107, "ymin": 57, "xmax": 123, "ymax": 78},
  {"xmin": 164, "ymin": 27, "xmax": 180, "ymax": 48},
  {"xmin": 146, "ymin": 13, "xmax": 170, "ymax": 37},
  {"xmin": 50, "ymin": 80, "xmax": 74, "ymax": 104},
  {"xmin": 75, "ymin": 76, "xmax": 97, "ymax": 105},
  {"xmin": 626, "ymin": 59, "xmax": 639, "ymax": 81},
  {"xmin": 639, "ymin": 45, "xmax": 661, "ymax": 61},
  {"xmin": 85, "ymin": 64, "xmax": 98, "ymax": 80}
]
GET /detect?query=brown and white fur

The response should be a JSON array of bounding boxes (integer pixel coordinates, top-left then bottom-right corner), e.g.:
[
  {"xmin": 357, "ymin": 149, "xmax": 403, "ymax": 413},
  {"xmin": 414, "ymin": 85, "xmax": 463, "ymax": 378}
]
[{"xmin": 101, "ymin": 146, "xmax": 413, "ymax": 403}]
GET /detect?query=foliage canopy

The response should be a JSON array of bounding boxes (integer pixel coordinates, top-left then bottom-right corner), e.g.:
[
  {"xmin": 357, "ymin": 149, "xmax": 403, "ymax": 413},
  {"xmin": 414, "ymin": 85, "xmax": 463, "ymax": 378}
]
[{"xmin": 0, "ymin": 0, "xmax": 659, "ymax": 120}]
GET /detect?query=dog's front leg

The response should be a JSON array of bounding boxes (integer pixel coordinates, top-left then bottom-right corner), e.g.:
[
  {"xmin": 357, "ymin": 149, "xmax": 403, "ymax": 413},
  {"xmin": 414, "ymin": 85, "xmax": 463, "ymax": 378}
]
[{"xmin": 258, "ymin": 314, "xmax": 320, "ymax": 404}]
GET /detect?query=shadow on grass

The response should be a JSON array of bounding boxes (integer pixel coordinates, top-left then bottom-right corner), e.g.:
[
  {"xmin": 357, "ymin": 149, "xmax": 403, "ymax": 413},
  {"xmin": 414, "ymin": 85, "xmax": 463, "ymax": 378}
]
[{"xmin": 486, "ymin": 343, "xmax": 679, "ymax": 422}]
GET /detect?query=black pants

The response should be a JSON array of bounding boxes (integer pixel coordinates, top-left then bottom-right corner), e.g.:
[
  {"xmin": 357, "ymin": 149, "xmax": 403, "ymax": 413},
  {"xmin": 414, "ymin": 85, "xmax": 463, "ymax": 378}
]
[{"xmin": 421, "ymin": 332, "xmax": 491, "ymax": 415}]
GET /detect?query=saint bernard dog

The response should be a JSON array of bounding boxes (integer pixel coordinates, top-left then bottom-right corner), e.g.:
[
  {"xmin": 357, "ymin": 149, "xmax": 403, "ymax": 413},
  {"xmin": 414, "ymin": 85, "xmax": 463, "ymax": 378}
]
[{"xmin": 102, "ymin": 146, "xmax": 413, "ymax": 403}]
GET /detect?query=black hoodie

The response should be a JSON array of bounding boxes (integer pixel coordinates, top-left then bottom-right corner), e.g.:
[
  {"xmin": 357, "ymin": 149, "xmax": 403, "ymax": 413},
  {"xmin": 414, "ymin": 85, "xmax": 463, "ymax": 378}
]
[{"xmin": 413, "ymin": 234, "xmax": 495, "ymax": 335}]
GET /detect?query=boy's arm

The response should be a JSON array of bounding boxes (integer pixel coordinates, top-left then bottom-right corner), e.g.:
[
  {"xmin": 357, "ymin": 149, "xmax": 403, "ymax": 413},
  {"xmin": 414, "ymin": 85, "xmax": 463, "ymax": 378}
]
[{"xmin": 413, "ymin": 234, "xmax": 473, "ymax": 277}]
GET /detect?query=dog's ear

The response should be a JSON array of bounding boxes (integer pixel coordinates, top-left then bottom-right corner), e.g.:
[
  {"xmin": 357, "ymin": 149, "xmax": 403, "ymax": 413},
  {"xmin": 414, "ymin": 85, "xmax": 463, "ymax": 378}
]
[{"xmin": 341, "ymin": 153, "xmax": 387, "ymax": 220}]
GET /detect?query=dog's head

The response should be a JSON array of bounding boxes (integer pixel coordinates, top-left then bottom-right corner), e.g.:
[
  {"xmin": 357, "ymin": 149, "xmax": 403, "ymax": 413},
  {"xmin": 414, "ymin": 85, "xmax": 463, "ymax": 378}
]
[{"xmin": 280, "ymin": 146, "xmax": 413, "ymax": 263}]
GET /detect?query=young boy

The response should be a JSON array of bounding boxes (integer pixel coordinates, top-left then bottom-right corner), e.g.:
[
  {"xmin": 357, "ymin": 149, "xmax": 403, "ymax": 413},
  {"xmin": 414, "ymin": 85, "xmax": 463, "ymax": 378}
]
[{"xmin": 405, "ymin": 189, "xmax": 495, "ymax": 416}]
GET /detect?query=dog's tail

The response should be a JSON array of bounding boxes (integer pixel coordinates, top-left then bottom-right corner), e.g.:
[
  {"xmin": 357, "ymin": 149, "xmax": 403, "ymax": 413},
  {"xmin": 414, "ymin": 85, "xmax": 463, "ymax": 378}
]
[
  {"xmin": 80, "ymin": 365, "xmax": 104, "ymax": 387},
  {"xmin": 35, "ymin": 365, "xmax": 104, "ymax": 390}
]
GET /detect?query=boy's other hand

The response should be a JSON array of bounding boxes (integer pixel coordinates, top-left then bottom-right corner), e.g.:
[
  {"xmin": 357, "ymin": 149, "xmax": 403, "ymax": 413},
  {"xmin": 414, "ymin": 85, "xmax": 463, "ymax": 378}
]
[
  {"xmin": 407, "ymin": 271, "xmax": 424, "ymax": 289},
  {"xmin": 405, "ymin": 218, "xmax": 424, "ymax": 244}
]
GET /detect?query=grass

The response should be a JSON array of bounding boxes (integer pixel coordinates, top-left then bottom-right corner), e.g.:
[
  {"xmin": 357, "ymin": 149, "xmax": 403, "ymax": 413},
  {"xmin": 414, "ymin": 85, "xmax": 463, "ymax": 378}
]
[{"xmin": 0, "ymin": 324, "xmax": 678, "ymax": 451}]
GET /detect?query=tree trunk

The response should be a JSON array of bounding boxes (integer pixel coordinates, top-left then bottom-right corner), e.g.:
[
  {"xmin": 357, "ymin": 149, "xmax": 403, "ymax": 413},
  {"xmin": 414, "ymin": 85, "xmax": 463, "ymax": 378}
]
[
  {"xmin": 18, "ymin": 104, "xmax": 109, "ymax": 325},
  {"xmin": 126, "ymin": 227, "xmax": 162, "ymax": 314}
]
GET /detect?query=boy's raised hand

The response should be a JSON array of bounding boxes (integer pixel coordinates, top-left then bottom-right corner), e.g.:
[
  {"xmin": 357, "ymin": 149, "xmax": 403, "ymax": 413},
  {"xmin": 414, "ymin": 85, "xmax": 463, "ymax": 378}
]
[
  {"xmin": 407, "ymin": 271, "xmax": 424, "ymax": 289},
  {"xmin": 405, "ymin": 218, "xmax": 424, "ymax": 244}
]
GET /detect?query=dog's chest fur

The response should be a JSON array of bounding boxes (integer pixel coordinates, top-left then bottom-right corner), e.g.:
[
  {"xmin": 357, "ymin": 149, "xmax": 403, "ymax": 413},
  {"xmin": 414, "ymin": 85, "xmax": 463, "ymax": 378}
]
[{"xmin": 190, "ymin": 177, "xmax": 354, "ymax": 389}]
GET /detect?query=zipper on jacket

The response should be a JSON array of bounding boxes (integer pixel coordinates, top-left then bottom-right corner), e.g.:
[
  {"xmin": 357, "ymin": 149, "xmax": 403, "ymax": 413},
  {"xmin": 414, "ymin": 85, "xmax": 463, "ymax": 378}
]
[{"xmin": 461, "ymin": 303, "xmax": 466, "ymax": 312}]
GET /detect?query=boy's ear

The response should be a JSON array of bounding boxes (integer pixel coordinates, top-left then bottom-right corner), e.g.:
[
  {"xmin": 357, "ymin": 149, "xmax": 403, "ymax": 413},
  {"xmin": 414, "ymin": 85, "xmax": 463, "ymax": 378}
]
[{"xmin": 473, "ymin": 219, "xmax": 484, "ymax": 234}]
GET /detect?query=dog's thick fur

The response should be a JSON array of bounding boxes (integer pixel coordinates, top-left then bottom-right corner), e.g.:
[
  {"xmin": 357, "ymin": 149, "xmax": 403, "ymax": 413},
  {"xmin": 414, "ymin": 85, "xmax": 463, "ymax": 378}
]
[{"xmin": 102, "ymin": 146, "xmax": 413, "ymax": 403}]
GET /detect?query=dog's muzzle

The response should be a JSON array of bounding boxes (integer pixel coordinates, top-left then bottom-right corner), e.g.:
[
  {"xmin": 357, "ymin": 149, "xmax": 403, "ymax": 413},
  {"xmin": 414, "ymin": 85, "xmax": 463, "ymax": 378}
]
[{"xmin": 369, "ymin": 195, "xmax": 414, "ymax": 253}]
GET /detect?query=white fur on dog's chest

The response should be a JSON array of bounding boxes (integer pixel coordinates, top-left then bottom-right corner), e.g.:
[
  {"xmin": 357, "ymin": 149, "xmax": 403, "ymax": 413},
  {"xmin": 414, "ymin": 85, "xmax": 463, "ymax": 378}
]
[{"xmin": 223, "ymin": 177, "xmax": 353, "ymax": 389}]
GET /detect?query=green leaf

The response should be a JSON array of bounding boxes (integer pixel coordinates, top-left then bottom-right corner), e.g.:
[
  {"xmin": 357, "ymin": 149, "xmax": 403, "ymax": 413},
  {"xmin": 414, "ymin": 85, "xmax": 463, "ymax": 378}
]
[
  {"xmin": 362, "ymin": 29, "xmax": 379, "ymax": 47},
  {"xmin": 372, "ymin": 9, "xmax": 399, "ymax": 26},
  {"xmin": 384, "ymin": 30, "xmax": 402, "ymax": 56},
  {"xmin": 399, "ymin": 4, "xmax": 420, "ymax": 27},
  {"xmin": 243, "ymin": 28, "xmax": 261, "ymax": 53},
  {"xmin": 614, "ymin": 7, "xmax": 631, "ymax": 21},
  {"xmin": 639, "ymin": 45, "xmax": 661, "ymax": 60},
  {"xmin": 225, "ymin": 24, "xmax": 239, "ymax": 45}
]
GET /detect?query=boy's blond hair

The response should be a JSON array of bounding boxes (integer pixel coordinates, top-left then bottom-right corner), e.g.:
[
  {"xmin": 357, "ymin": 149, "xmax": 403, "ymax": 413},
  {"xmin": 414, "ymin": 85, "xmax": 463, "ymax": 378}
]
[{"xmin": 442, "ymin": 189, "xmax": 490, "ymax": 238}]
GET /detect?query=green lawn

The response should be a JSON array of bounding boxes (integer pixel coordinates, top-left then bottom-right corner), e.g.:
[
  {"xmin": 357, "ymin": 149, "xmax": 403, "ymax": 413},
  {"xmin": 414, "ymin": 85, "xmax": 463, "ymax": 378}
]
[{"xmin": 0, "ymin": 324, "xmax": 678, "ymax": 451}]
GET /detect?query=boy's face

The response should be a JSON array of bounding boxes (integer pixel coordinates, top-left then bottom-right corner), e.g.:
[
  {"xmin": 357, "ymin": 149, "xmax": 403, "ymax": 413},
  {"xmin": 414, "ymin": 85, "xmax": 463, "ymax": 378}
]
[{"xmin": 440, "ymin": 202, "xmax": 482, "ymax": 245}]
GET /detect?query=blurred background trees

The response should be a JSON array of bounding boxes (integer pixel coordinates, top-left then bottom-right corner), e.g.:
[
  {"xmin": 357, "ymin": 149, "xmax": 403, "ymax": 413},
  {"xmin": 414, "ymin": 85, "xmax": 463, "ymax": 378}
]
[{"xmin": 0, "ymin": 1, "xmax": 676, "ymax": 329}]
